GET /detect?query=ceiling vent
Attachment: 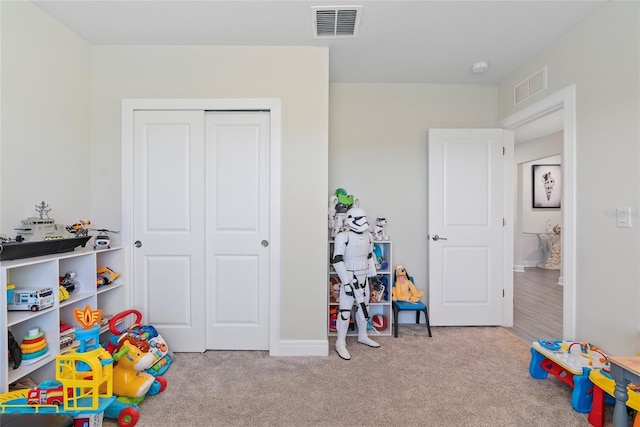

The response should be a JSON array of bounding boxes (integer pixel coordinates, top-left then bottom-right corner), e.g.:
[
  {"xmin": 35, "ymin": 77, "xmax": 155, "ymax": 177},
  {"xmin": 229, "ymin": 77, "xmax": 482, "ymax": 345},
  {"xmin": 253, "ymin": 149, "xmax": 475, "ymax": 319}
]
[
  {"xmin": 311, "ymin": 6, "xmax": 362, "ymax": 39},
  {"xmin": 514, "ymin": 67, "xmax": 547, "ymax": 105}
]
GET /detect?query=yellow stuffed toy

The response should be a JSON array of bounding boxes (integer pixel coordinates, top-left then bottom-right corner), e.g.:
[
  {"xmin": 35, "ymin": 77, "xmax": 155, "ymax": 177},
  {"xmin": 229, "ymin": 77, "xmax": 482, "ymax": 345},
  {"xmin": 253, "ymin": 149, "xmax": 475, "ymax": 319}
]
[{"xmin": 393, "ymin": 264, "xmax": 424, "ymax": 303}]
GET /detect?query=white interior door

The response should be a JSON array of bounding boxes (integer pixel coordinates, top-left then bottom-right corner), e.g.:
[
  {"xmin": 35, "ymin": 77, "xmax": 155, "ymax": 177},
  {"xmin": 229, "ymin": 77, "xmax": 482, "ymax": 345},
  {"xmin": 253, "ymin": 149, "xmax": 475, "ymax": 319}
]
[
  {"xmin": 205, "ymin": 112, "xmax": 270, "ymax": 350},
  {"xmin": 133, "ymin": 110, "xmax": 206, "ymax": 352},
  {"xmin": 428, "ymin": 129, "xmax": 506, "ymax": 325}
]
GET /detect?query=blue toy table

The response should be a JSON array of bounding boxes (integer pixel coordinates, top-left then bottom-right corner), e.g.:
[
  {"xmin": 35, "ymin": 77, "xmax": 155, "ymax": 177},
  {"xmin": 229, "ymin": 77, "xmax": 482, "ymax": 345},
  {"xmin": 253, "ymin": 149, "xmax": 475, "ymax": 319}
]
[{"xmin": 529, "ymin": 340, "xmax": 609, "ymax": 413}]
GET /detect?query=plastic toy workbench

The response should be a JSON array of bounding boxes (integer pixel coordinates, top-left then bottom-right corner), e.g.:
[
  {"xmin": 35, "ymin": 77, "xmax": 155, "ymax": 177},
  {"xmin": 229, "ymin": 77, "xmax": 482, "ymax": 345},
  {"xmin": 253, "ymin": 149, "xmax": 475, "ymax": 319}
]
[
  {"xmin": 588, "ymin": 368, "xmax": 640, "ymax": 427},
  {"xmin": 529, "ymin": 340, "xmax": 609, "ymax": 413}
]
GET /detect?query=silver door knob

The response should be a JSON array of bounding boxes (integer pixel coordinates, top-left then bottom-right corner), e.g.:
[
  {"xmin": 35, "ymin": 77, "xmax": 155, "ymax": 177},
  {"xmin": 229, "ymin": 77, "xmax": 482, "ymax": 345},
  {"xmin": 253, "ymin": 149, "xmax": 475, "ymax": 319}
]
[
  {"xmin": 134, "ymin": 240, "xmax": 142, "ymax": 248},
  {"xmin": 261, "ymin": 240, "xmax": 269, "ymax": 247},
  {"xmin": 432, "ymin": 234, "xmax": 448, "ymax": 241}
]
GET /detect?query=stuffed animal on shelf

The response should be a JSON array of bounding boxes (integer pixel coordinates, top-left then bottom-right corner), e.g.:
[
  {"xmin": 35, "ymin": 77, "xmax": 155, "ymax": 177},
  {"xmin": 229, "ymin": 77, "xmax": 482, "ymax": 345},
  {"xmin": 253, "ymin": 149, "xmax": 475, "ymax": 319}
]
[
  {"xmin": 372, "ymin": 217, "xmax": 388, "ymax": 241},
  {"xmin": 329, "ymin": 276, "xmax": 341, "ymax": 303},
  {"xmin": 328, "ymin": 188, "xmax": 359, "ymax": 238},
  {"xmin": 393, "ymin": 264, "xmax": 424, "ymax": 303},
  {"xmin": 370, "ymin": 275, "xmax": 386, "ymax": 303}
]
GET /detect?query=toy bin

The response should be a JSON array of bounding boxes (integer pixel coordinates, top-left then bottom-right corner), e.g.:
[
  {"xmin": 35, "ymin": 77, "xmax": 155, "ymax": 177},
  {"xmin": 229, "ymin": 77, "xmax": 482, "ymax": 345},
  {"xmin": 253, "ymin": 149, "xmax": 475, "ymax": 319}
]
[{"xmin": 6, "ymin": 283, "xmax": 15, "ymax": 302}]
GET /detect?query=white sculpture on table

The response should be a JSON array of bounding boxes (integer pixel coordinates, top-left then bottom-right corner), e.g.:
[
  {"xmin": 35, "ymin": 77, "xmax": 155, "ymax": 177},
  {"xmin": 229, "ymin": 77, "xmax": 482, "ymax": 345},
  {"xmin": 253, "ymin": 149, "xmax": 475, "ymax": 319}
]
[{"xmin": 537, "ymin": 225, "xmax": 561, "ymax": 270}]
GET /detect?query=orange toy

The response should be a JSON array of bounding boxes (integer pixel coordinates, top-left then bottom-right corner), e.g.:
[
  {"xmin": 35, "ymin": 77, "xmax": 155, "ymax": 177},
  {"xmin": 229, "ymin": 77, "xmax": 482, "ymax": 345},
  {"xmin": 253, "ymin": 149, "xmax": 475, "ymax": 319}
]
[
  {"xmin": 392, "ymin": 264, "xmax": 424, "ymax": 303},
  {"xmin": 112, "ymin": 339, "xmax": 157, "ymax": 398}
]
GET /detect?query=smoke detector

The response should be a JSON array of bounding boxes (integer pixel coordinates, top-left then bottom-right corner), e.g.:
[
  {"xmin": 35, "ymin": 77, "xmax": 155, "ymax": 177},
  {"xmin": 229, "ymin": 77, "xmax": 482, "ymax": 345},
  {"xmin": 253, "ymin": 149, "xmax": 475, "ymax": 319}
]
[
  {"xmin": 311, "ymin": 6, "xmax": 362, "ymax": 39},
  {"xmin": 472, "ymin": 61, "xmax": 489, "ymax": 74}
]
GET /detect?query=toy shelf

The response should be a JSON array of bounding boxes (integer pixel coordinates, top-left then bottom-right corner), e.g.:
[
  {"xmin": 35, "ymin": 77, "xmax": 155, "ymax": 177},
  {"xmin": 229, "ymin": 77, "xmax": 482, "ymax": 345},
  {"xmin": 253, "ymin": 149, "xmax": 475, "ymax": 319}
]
[
  {"xmin": 328, "ymin": 240, "xmax": 393, "ymax": 336},
  {"xmin": 0, "ymin": 246, "xmax": 126, "ymax": 393}
]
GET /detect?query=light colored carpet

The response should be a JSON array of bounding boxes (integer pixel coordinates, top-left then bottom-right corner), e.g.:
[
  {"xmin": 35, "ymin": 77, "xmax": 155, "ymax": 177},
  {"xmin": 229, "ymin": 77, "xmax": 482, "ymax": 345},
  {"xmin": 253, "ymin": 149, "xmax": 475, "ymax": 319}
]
[{"xmin": 102, "ymin": 326, "xmax": 618, "ymax": 426}]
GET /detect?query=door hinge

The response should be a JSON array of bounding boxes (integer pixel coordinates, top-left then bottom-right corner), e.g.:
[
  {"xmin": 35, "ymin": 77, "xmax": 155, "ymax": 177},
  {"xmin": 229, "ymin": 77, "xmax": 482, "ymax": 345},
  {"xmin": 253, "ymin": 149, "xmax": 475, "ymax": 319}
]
[
  {"xmin": 502, "ymin": 289, "xmax": 505, "ymax": 298},
  {"xmin": 503, "ymin": 218, "xmax": 506, "ymax": 226},
  {"xmin": 502, "ymin": 146, "xmax": 505, "ymax": 156}
]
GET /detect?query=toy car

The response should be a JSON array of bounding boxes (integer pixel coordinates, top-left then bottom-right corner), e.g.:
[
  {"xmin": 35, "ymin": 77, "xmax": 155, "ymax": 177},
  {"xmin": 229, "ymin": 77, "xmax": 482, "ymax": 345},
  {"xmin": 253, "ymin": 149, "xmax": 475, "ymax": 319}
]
[
  {"xmin": 7, "ymin": 288, "xmax": 55, "ymax": 311},
  {"xmin": 27, "ymin": 380, "xmax": 72, "ymax": 406}
]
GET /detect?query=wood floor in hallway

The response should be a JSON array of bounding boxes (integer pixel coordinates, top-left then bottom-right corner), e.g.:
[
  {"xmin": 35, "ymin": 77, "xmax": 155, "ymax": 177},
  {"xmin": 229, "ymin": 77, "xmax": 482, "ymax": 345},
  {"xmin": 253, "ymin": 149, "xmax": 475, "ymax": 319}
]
[{"xmin": 512, "ymin": 267, "xmax": 562, "ymax": 344}]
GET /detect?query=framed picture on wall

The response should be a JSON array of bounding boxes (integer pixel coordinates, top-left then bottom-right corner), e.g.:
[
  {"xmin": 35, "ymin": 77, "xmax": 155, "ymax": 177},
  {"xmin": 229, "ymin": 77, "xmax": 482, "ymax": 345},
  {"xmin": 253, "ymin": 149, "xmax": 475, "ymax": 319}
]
[{"xmin": 532, "ymin": 164, "xmax": 561, "ymax": 209}]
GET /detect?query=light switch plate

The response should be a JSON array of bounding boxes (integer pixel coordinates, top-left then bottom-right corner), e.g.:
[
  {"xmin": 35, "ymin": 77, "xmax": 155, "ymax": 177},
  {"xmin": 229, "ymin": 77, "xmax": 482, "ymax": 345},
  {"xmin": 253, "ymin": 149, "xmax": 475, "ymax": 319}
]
[{"xmin": 616, "ymin": 207, "xmax": 632, "ymax": 228}]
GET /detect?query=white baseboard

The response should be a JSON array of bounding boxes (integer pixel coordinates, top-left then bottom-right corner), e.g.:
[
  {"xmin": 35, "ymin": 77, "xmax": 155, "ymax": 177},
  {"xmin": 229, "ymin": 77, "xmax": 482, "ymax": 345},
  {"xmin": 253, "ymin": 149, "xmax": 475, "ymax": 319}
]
[
  {"xmin": 558, "ymin": 276, "xmax": 564, "ymax": 286},
  {"xmin": 522, "ymin": 260, "xmax": 542, "ymax": 268},
  {"xmin": 514, "ymin": 265, "xmax": 525, "ymax": 272},
  {"xmin": 270, "ymin": 340, "xmax": 328, "ymax": 356}
]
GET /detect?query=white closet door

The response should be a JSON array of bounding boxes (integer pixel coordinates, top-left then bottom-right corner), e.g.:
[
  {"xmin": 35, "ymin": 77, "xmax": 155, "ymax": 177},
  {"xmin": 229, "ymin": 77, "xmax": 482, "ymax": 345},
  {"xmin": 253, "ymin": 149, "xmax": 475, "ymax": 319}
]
[
  {"xmin": 133, "ymin": 110, "xmax": 207, "ymax": 352},
  {"xmin": 205, "ymin": 111, "xmax": 271, "ymax": 350}
]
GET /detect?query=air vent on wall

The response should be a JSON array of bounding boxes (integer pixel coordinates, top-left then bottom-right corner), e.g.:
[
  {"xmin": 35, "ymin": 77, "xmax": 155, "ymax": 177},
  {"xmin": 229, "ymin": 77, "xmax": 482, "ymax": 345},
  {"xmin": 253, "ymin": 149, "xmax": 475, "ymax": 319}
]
[
  {"xmin": 514, "ymin": 67, "xmax": 547, "ymax": 105},
  {"xmin": 312, "ymin": 6, "xmax": 362, "ymax": 39}
]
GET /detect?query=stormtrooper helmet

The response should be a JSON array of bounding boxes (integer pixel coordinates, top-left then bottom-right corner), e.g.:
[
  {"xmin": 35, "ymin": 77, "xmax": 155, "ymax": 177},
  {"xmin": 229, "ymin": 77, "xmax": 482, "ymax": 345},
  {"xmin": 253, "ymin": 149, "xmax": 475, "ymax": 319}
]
[{"xmin": 345, "ymin": 208, "xmax": 369, "ymax": 233}]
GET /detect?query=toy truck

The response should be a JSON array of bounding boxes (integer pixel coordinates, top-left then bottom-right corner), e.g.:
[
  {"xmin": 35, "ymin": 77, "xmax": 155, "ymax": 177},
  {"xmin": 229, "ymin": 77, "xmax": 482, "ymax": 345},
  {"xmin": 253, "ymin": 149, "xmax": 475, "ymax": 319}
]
[{"xmin": 7, "ymin": 287, "xmax": 54, "ymax": 311}]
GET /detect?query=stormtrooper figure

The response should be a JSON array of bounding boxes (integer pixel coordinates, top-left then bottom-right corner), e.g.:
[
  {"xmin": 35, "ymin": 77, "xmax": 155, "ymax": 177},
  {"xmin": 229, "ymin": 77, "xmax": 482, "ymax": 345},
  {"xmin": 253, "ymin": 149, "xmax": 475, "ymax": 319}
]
[{"xmin": 332, "ymin": 207, "xmax": 381, "ymax": 360}]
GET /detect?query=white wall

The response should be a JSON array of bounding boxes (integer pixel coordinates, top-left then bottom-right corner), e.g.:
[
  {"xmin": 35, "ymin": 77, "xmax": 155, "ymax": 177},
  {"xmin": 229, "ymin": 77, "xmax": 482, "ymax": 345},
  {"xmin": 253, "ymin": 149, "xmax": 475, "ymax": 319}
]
[
  {"xmin": 1, "ymin": 2, "xmax": 330, "ymax": 348},
  {"xmin": 498, "ymin": 2, "xmax": 640, "ymax": 354},
  {"xmin": 7, "ymin": 0, "xmax": 637, "ymax": 355},
  {"xmin": 89, "ymin": 45, "xmax": 330, "ymax": 343},
  {"xmin": 329, "ymin": 83, "xmax": 498, "ymax": 301},
  {"xmin": 1, "ymin": 2, "xmax": 91, "ymax": 232}
]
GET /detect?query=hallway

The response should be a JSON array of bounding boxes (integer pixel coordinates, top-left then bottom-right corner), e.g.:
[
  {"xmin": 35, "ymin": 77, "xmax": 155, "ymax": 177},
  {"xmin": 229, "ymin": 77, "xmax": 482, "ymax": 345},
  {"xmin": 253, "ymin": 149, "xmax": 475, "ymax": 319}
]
[{"xmin": 512, "ymin": 267, "xmax": 562, "ymax": 343}]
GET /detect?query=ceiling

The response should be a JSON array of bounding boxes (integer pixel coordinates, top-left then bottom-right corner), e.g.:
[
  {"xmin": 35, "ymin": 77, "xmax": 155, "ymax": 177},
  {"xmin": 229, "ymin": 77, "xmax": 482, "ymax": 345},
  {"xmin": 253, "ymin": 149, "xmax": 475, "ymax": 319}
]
[
  {"xmin": 32, "ymin": 0, "xmax": 597, "ymax": 143},
  {"xmin": 32, "ymin": 0, "xmax": 607, "ymax": 84}
]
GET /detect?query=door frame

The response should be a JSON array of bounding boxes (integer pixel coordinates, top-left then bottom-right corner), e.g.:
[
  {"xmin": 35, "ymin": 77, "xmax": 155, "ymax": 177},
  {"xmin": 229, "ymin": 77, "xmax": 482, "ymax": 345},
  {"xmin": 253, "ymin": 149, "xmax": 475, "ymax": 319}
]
[
  {"xmin": 121, "ymin": 98, "xmax": 282, "ymax": 354},
  {"xmin": 498, "ymin": 84, "xmax": 576, "ymax": 340}
]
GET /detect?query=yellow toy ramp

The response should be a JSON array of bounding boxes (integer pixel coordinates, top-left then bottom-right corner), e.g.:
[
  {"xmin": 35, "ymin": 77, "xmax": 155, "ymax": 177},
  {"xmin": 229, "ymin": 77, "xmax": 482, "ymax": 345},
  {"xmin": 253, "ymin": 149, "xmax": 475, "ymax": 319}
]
[
  {"xmin": 0, "ymin": 389, "xmax": 28, "ymax": 404},
  {"xmin": 589, "ymin": 368, "xmax": 640, "ymax": 410}
]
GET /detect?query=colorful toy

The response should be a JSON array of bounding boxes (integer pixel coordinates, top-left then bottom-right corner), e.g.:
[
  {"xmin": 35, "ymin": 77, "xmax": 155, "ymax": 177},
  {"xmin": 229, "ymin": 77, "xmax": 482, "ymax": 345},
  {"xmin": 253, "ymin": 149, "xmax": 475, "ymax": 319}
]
[
  {"xmin": 370, "ymin": 274, "xmax": 386, "ymax": 303},
  {"xmin": 588, "ymin": 368, "xmax": 640, "ymax": 427},
  {"xmin": 328, "ymin": 188, "xmax": 359, "ymax": 238},
  {"xmin": 371, "ymin": 314, "xmax": 387, "ymax": 331},
  {"xmin": 103, "ymin": 310, "xmax": 168, "ymax": 426},
  {"xmin": 329, "ymin": 307, "xmax": 338, "ymax": 332},
  {"xmin": 529, "ymin": 339, "xmax": 610, "ymax": 413},
  {"xmin": 566, "ymin": 341, "xmax": 608, "ymax": 367},
  {"xmin": 106, "ymin": 309, "xmax": 172, "ymax": 377},
  {"xmin": 6, "ymin": 283, "xmax": 15, "ymax": 300},
  {"xmin": 27, "ymin": 380, "xmax": 72, "ymax": 405},
  {"xmin": 59, "ymin": 321, "xmax": 76, "ymax": 350},
  {"xmin": 20, "ymin": 328, "xmax": 49, "ymax": 364},
  {"xmin": 66, "ymin": 220, "xmax": 91, "ymax": 237},
  {"xmin": 112, "ymin": 340, "xmax": 159, "ymax": 398},
  {"xmin": 372, "ymin": 244, "xmax": 388, "ymax": 270},
  {"xmin": 7, "ymin": 287, "xmax": 54, "ymax": 311},
  {"xmin": 60, "ymin": 271, "xmax": 80, "ymax": 293},
  {"xmin": 59, "ymin": 285, "xmax": 70, "ymax": 302},
  {"xmin": 392, "ymin": 264, "xmax": 424, "ymax": 303},
  {"xmin": 0, "ymin": 305, "xmax": 116, "ymax": 427},
  {"xmin": 97, "ymin": 266, "xmax": 120, "ymax": 285},
  {"xmin": 329, "ymin": 276, "xmax": 341, "ymax": 303}
]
